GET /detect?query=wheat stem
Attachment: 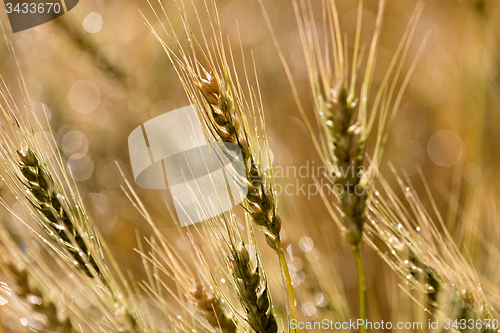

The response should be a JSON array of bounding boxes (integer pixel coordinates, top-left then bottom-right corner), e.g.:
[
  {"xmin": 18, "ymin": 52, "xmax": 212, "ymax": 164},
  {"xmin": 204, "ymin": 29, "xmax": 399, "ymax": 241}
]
[
  {"xmin": 277, "ymin": 243, "xmax": 299, "ymax": 332},
  {"xmin": 354, "ymin": 245, "xmax": 366, "ymax": 333}
]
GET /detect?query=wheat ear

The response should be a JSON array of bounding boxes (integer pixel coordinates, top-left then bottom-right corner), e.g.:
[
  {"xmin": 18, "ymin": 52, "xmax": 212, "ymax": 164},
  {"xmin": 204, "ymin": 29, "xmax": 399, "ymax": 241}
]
[
  {"xmin": 121, "ymin": 172, "xmax": 241, "ymax": 333},
  {"xmin": 16, "ymin": 147, "xmax": 101, "ymax": 279},
  {"xmin": 197, "ymin": 73, "xmax": 281, "ymax": 251},
  {"xmin": 1, "ymin": 263, "xmax": 77, "ymax": 333},
  {"xmin": 145, "ymin": 0, "xmax": 299, "ymax": 326},
  {"xmin": 192, "ymin": 282, "xmax": 237, "ymax": 333},
  {"xmin": 287, "ymin": 0, "xmax": 426, "ymax": 331},
  {"xmin": 0, "ymin": 79, "xmax": 144, "ymax": 331},
  {"xmin": 0, "ymin": 234, "xmax": 77, "ymax": 333},
  {"xmin": 126, "ymin": 180, "xmax": 277, "ymax": 333},
  {"xmin": 229, "ymin": 242, "xmax": 277, "ymax": 333}
]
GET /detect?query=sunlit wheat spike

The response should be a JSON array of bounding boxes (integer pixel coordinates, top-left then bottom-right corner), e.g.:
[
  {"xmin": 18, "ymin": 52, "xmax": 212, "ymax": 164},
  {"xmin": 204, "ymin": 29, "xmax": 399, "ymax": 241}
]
[
  {"xmin": 144, "ymin": 0, "xmax": 299, "ymax": 325},
  {"xmin": 121, "ymin": 172, "xmax": 242, "ymax": 333},
  {"xmin": 364, "ymin": 170, "xmax": 498, "ymax": 325},
  {"xmin": 0, "ymin": 91, "xmax": 105, "ymax": 283},
  {"xmin": 144, "ymin": 0, "xmax": 282, "ymax": 249},
  {"xmin": 16, "ymin": 146, "xmax": 101, "ymax": 278},
  {"xmin": 291, "ymin": 0, "xmax": 425, "ymax": 248},
  {"xmin": 195, "ymin": 72, "xmax": 282, "ymax": 251},
  {"xmin": 0, "ymin": 71, "xmax": 144, "ymax": 331},
  {"xmin": 121, "ymin": 161, "xmax": 280, "ymax": 333},
  {"xmin": 284, "ymin": 0, "xmax": 426, "ymax": 331},
  {"xmin": 2, "ymin": 264, "xmax": 77, "ymax": 333}
]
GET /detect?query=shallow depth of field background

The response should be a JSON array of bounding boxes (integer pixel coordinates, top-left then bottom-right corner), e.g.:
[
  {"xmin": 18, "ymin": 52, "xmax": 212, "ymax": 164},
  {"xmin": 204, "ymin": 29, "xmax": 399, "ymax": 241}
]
[{"xmin": 1, "ymin": 0, "xmax": 500, "ymax": 331}]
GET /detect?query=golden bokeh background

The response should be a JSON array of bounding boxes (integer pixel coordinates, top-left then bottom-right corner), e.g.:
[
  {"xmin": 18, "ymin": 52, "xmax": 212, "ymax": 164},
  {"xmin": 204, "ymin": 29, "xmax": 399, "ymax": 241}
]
[{"xmin": 1, "ymin": 0, "xmax": 500, "ymax": 331}]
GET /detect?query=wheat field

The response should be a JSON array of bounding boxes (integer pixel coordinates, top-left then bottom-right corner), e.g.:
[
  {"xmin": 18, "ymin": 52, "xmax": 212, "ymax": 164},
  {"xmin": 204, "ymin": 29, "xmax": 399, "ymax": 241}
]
[{"xmin": 0, "ymin": 0, "xmax": 500, "ymax": 332}]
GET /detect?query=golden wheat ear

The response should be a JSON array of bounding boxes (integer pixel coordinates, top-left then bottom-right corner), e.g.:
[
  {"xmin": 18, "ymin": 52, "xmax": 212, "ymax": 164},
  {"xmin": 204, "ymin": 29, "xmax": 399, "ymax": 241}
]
[
  {"xmin": 257, "ymin": 0, "xmax": 427, "ymax": 331},
  {"xmin": 0, "ymin": 74, "xmax": 104, "ymax": 282},
  {"xmin": 144, "ymin": 0, "xmax": 300, "ymax": 327},
  {"xmin": 121, "ymin": 162, "xmax": 277, "ymax": 333},
  {"xmin": 0, "ymin": 60, "xmax": 152, "ymax": 330}
]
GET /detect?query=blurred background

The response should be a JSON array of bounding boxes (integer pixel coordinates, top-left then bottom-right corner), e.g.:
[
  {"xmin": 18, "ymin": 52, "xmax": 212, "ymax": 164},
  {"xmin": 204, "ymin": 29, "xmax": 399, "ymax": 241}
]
[{"xmin": 1, "ymin": 0, "xmax": 500, "ymax": 331}]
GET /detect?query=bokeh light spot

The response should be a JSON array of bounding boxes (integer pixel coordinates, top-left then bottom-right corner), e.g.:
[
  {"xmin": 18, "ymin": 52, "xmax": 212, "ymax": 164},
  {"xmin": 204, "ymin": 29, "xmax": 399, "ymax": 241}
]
[
  {"xmin": 427, "ymin": 130, "xmax": 463, "ymax": 167},
  {"xmin": 68, "ymin": 80, "xmax": 101, "ymax": 114},
  {"xmin": 83, "ymin": 12, "xmax": 103, "ymax": 33}
]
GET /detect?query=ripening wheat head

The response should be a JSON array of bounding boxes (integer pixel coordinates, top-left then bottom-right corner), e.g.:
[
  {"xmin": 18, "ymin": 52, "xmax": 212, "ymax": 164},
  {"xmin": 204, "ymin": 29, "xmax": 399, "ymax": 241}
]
[
  {"xmin": 0, "ymin": 224, "xmax": 79, "ymax": 332},
  {"xmin": 120, "ymin": 156, "xmax": 281, "ymax": 333},
  {"xmin": 0, "ymin": 72, "xmax": 153, "ymax": 332},
  {"xmin": 143, "ymin": 0, "xmax": 301, "ymax": 326},
  {"xmin": 364, "ymin": 169, "xmax": 499, "ymax": 325},
  {"xmin": 292, "ymin": 0, "xmax": 426, "ymax": 248},
  {"xmin": 145, "ymin": 0, "xmax": 283, "ymax": 253}
]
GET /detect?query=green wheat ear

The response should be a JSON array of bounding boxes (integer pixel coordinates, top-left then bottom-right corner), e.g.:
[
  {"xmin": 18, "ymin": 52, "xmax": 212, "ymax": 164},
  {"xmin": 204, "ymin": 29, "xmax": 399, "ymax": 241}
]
[
  {"xmin": 16, "ymin": 146, "xmax": 101, "ymax": 279},
  {"xmin": 197, "ymin": 73, "xmax": 282, "ymax": 251}
]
